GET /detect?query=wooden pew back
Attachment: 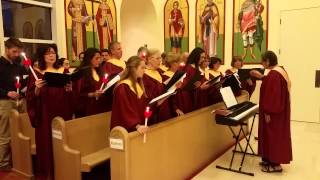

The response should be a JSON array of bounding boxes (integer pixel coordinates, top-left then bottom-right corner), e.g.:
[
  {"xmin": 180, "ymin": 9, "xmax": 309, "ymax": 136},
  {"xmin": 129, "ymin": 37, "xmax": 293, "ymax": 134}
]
[
  {"xmin": 110, "ymin": 92, "xmax": 249, "ymax": 180},
  {"xmin": 52, "ymin": 112, "xmax": 112, "ymax": 180},
  {"xmin": 9, "ymin": 110, "xmax": 35, "ymax": 179}
]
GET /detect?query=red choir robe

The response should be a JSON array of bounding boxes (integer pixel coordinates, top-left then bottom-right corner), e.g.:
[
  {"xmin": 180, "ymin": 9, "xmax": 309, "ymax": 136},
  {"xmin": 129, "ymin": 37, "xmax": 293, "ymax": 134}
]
[
  {"xmin": 162, "ymin": 70, "xmax": 181, "ymax": 116},
  {"xmin": 102, "ymin": 58, "xmax": 126, "ymax": 111},
  {"xmin": 207, "ymin": 70, "xmax": 223, "ymax": 105},
  {"xmin": 193, "ymin": 68, "xmax": 210, "ymax": 109},
  {"xmin": 26, "ymin": 70, "xmax": 74, "ymax": 180},
  {"xmin": 258, "ymin": 67, "xmax": 292, "ymax": 164},
  {"xmin": 73, "ymin": 75, "xmax": 108, "ymax": 118},
  {"xmin": 143, "ymin": 68, "xmax": 172, "ymax": 123},
  {"xmin": 176, "ymin": 65, "xmax": 198, "ymax": 113},
  {"xmin": 111, "ymin": 79, "xmax": 148, "ymax": 132},
  {"xmin": 103, "ymin": 58, "xmax": 125, "ymax": 76}
]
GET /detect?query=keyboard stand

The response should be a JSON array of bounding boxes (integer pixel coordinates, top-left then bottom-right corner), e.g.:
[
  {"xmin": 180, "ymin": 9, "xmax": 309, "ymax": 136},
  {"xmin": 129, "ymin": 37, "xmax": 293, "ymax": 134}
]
[{"xmin": 216, "ymin": 113, "xmax": 258, "ymax": 176}]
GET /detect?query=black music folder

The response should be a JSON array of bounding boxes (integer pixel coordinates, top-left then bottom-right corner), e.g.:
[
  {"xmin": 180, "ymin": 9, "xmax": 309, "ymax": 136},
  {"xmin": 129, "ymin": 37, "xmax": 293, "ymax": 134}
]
[
  {"xmin": 164, "ymin": 70, "xmax": 186, "ymax": 92},
  {"xmin": 43, "ymin": 72, "xmax": 72, "ymax": 87},
  {"xmin": 43, "ymin": 70, "xmax": 84, "ymax": 87},
  {"xmin": 222, "ymin": 74, "xmax": 242, "ymax": 92},
  {"xmin": 183, "ymin": 72, "xmax": 202, "ymax": 91},
  {"xmin": 238, "ymin": 68, "xmax": 265, "ymax": 81},
  {"xmin": 207, "ymin": 75, "xmax": 222, "ymax": 86}
]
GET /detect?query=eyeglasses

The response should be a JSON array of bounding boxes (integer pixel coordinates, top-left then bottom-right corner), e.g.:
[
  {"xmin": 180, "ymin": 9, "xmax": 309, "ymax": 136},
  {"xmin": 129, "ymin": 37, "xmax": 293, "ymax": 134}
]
[{"xmin": 45, "ymin": 51, "xmax": 56, "ymax": 55}]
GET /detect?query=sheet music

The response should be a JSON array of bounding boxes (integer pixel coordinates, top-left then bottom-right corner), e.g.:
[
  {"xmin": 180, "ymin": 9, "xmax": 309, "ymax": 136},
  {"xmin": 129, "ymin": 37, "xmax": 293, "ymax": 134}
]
[
  {"xmin": 220, "ymin": 87, "xmax": 238, "ymax": 108},
  {"xmin": 102, "ymin": 75, "xmax": 121, "ymax": 92},
  {"xmin": 149, "ymin": 89, "xmax": 176, "ymax": 105},
  {"xmin": 167, "ymin": 73, "xmax": 186, "ymax": 92}
]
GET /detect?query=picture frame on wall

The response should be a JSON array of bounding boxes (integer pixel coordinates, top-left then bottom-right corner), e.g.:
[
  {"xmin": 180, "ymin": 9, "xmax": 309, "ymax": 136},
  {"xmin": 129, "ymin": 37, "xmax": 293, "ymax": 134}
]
[
  {"xmin": 164, "ymin": 0, "xmax": 189, "ymax": 54},
  {"xmin": 232, "ymin": 0, "xmax": 268, "ymax": 64},
  {"xmin": 65, "ymin": 0, "xmax": 117, "ymax": 66},
  {"xmin": 196, "ymin": 0, "xmax": 225, "ymax": 63}
]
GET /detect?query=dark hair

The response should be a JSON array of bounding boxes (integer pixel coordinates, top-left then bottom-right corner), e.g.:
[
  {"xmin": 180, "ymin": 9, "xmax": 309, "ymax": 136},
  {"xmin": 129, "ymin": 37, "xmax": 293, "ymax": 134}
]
[
  {"xmin": 186, "ymin": 47, "xmax": 205, "ymax": 70},
  {"xmin": 57, "ymin": 58, "xmax": 66, "ymax": 66},
  {"xmin": 37, "ymin": 44, "xmax": 60, "ymax": 70},
  {"xmin": 261, "ymin": 51, "xmax": 278, "ymax": 66},
  {"xmin": 101, "ymin": 49, "xmax": 109, "ymax": 53},
  {"xmin": 5, "ymin": 38, "xmax": 23, "ymax": 49},
  {"xmin": 209, "ymin": 57, "xmax": 222, "ymax": 69},
  {"xmin": 75, "ymin": 48, "xmax": 102, "ymax": 85},
  {"xmin": 231, "ymin": 56, "xmax": 243, "ymax": 67}
]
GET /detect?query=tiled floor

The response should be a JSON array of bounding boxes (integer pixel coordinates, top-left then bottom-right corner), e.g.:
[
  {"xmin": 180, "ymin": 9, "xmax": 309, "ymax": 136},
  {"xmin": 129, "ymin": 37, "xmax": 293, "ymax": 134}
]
[{"xmin": 193, "ymin": 121, "xmax": 320, "ymax": 180}]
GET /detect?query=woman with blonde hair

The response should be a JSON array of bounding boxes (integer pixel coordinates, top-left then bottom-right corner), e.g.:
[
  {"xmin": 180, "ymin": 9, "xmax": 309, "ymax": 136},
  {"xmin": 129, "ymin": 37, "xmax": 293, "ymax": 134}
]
[
  {"xmin": 111, "ymin": 56, "xmax": 149, "ymax": 133},
  {"xmin": 143, "ymin": 49, "xmax": 173, "ymax": 123}
]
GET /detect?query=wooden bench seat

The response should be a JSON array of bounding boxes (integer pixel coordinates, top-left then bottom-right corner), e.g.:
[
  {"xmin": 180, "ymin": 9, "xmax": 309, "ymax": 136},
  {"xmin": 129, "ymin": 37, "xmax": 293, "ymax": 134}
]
[
  {"xmin": 81, "ymin": 147, "xmax": 111, "ymax": 172},
  {"xmin": 52, "ymin": 112, "xmax": 112, "ymax": 180}
]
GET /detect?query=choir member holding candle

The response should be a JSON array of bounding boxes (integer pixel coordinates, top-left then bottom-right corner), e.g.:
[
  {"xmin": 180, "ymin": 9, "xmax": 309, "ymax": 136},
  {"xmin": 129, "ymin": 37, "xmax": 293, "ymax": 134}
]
[
  {"xmin": 73, "ymin": 48, "xmax": 108, "ymax": 118},
  {"xmin": 111, "ymin": 56, "xmax": 149, "ymax": 133},
  {"xmin": 0, "ymin": 38, "xmax": 26, "ymax": 171},
  {"xmin": 143, "ymin": 49, "xmax": 172, "ymax": 123},
  {"xmin": 26, "ymin": 44, "xmax": 73, "ymax": 180}
]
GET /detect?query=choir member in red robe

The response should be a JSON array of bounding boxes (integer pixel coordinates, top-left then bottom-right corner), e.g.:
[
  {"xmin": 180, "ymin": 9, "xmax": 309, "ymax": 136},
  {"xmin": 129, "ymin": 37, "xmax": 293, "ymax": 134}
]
[
  {"xmin": 102, "ymin": 42, "xmax": 125, "ymax": 76},
  {"xmin": 26, "ymin": 44, "xmax": 74, "ymax": 180},
  {"xmin": 178, "ymin": 47, "xmax": 210, "ymax": 113},
  {"xmin": 162, "ymin": 53, "xmax": 184, "ymax": 116},
  {"xmin": 73, "ymin": 48, "xmax": 108, "ymax": 118},
  {"xmin": 143, "ymin": 49, "xmax": 172, "ymax": 123},
  {"xmin": 207, "ymin": 57, "xmax": 223, "ymax": 104},
  {"xmin": 101, "ymin": 42, "xmax": 125, "ymax": 111},
  {"xmin": 251, "ymin": 51, "xmax": 292, "ymax": 173},
  {"xmin": 225, "ymin": 56, "xmax": 256, "ymax": 97},
  {"xmin": 194, "ymin": 57, "xmax": 211, "ymax": 109},
  {"xmin": 111, "ymin": 56, "xmax": 149, "ymax": 133}
]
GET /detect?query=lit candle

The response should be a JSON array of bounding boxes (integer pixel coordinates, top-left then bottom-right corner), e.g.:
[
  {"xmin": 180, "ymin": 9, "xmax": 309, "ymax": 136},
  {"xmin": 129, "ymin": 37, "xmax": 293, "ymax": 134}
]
[
  {"xmin": 143, "ymin": 106, "xmax": 152, "ymax": 143},
  {"xmin": 179, "ymin": 62, "xmax": 185, "ymax": 68},
  {"xmin": 99, "ymin": 73, "xmax": 109, "ymax": 90},
  {"xmin": 21, "ymin": 52, "xmax": 39, "ymax": 80},
  {"xmin": 15, "ymin": 76, "xmax": 20, "ymax": 94},
  {"xmin": 97, "ymin": 73, "xmax": 108, "ymax": 100}
]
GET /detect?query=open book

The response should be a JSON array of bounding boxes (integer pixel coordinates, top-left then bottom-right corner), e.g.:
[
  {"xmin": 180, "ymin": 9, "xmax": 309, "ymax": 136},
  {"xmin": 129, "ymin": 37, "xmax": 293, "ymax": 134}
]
[
  {"xmin": 102, "ymin": 75, "xmax": 121, "ymax": 92},
  {"xmin": 148, "ymin": 89, "xmax": 176, "ymax": 105},
  {"xmin": 164, "ymin": 70, "xmax": 187, "ymax": 92}
]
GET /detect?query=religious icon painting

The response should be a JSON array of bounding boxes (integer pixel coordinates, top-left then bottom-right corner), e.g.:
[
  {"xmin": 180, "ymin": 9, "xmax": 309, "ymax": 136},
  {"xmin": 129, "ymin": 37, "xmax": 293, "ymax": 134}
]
[
  {"xmin": 164, "ymin": 0, "xmax": 189, "ymax": 54},
  {"xmin": 65, "ymin": 0, "xmax": 117, "ymax": 65},
  {"xmin": 196, "ymin": 0, "xmax": 225, "ymax": 63},
  {"xmin": 233, "ymin": 0, "xmax": 268, "ymax": 64}
]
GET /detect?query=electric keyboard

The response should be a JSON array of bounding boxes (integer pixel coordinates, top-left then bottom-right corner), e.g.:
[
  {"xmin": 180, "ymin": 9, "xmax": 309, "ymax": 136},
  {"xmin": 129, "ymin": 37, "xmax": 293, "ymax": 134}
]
[{"xmin": 215, "ymin": 102, "xmax": 259, "ymax": 126}]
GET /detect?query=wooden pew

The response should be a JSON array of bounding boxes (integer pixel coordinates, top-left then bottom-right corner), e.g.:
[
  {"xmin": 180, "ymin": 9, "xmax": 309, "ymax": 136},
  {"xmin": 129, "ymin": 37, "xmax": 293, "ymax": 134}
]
[
  {"xmin": 9, "ymin": 110, "xmax": 35, "ymax": 179},
  {"xmin": 110, "ymin": 91, "xmax": 250, "ymax": 180},
  {"xmin": 51, "ymin": 112, "xmax": 112, "ymax": 180}
]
